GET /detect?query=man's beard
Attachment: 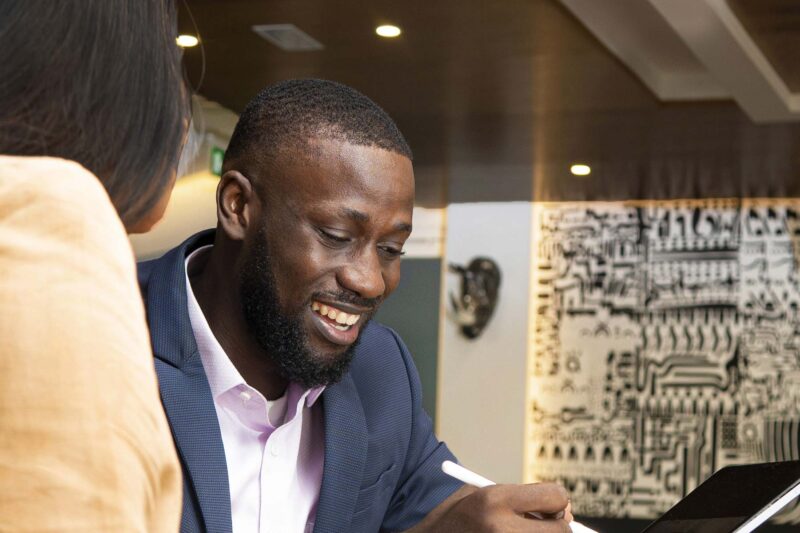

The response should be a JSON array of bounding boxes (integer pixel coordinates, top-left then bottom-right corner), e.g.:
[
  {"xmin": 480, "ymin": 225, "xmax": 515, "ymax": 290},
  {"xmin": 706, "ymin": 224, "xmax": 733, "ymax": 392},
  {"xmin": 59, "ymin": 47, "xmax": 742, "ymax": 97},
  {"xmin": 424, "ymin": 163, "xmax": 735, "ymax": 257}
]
[{"xmin": 238, "ymin": 227, "xmax": 362, "ymax": 389}]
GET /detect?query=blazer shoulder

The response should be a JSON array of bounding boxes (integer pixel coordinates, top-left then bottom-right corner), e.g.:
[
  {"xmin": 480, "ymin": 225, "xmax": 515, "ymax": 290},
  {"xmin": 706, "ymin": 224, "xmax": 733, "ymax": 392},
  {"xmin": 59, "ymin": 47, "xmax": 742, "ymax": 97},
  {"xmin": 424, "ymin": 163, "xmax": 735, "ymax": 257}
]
[
  {"xmin": 136, "ymin": 230, "xmax": 215, "ymax": 295},
  {"xmin": 363, "ymin": 321, "xmax": 402, "ymax": 344},
  {"xmin": 352, "ymin": 322, "xmax": 407, "ymax": 367},
  {"xmin": 137, "ymin": 258, "xmax": 158, "ymax": 292},
  {"xmin": 348, "ymin": 322, "xmax": 417, "ymax": 401}
]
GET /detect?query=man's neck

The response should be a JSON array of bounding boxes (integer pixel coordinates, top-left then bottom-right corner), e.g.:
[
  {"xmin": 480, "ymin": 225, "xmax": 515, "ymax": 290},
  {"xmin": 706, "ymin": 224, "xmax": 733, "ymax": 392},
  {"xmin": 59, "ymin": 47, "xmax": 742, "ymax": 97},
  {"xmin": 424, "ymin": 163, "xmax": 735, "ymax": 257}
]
[{"xmin": 189, "ymin": 247, "xmax": 289, "ymax": 401}]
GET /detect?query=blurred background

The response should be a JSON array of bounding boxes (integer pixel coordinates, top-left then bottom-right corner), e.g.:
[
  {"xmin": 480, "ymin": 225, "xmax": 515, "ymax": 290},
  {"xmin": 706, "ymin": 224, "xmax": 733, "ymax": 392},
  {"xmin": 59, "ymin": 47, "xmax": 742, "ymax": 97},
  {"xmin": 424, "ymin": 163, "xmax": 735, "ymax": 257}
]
[{"xmin": 130, "ymin": 1, "xmax": 800, "ymax": 530}]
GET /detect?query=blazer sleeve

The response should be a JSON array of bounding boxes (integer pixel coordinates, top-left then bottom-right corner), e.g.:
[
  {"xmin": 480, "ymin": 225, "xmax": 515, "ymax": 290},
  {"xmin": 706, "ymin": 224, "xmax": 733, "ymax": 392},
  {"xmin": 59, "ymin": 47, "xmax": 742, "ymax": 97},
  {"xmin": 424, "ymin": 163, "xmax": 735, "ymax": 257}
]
[{"xmin": 379, "ymin": 329, "xmax": 464, "ymax": 532}]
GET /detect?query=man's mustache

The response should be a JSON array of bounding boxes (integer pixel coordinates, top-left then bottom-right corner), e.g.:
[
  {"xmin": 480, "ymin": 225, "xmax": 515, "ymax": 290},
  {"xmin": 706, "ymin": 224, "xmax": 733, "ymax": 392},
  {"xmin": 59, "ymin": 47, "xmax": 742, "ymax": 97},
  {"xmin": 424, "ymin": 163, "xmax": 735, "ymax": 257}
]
[{"xmin": 311, "ymin": 291, "xmax": 381, "ymax": 312}]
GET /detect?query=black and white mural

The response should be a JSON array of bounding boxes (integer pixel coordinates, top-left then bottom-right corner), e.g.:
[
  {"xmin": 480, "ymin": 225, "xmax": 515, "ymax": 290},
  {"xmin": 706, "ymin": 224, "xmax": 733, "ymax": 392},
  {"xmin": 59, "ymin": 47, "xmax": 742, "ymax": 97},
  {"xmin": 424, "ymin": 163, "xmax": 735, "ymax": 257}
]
[{"xmin": 527, "ymin": 200, "xmax": 800, "ymax": 524}]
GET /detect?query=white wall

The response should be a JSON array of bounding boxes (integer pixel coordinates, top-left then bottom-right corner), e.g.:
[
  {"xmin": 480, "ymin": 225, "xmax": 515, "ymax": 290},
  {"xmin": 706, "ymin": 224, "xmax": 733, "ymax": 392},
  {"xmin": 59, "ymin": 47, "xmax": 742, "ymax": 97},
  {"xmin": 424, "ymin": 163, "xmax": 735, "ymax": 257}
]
[
  {"xmin": 129, "ymin": 172, "xmax": 219, "ymax": 260},
  {"xmin": 438, "ymin": 201, "xmax": 531, "ymax": 483}
]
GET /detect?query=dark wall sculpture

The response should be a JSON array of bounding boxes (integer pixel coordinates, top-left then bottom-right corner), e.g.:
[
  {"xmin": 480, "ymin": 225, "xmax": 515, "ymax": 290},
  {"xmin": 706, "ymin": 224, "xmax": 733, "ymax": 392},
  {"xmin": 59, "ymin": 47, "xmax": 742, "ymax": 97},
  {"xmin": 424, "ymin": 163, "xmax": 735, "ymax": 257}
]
[{"xmin": 449, "ymin": 257, "xmax": 502, "ymax": 339}]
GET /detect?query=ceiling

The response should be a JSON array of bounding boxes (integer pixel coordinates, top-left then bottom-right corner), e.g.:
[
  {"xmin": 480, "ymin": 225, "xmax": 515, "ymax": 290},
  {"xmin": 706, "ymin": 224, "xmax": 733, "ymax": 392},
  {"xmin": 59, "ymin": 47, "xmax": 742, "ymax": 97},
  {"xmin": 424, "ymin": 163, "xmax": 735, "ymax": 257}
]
[
  {"xmin": 561, "ymin": 0, "xmax": 800, "ymax": 122},
  {"xmin": 730, "ymin": 0, "xmax": 800, "ymax": 93},
  {"xmin": 179, "ymin": 0, "xmax": 800, "ymax": 205}
]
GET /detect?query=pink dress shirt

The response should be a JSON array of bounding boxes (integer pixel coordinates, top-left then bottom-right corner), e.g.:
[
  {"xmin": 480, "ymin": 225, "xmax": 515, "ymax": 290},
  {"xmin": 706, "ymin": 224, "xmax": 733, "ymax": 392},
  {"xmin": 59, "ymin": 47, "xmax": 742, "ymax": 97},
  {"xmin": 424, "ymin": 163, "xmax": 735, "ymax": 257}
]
[{"xmin": 185, "ymin": 246, "xmax": 325, "ymax": 533}]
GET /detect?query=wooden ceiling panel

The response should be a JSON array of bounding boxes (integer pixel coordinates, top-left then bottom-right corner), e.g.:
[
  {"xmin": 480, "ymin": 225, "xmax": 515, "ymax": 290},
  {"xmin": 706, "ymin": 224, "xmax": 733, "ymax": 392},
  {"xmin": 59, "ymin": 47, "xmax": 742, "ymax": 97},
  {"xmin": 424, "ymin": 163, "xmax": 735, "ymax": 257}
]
[
  {"xmin": 180, "ymin": 0, "xmax": 800, "ymax": 204},
  {"xmin": 729, "ymin": 0, "xmax": 800, "ymax": 92}
]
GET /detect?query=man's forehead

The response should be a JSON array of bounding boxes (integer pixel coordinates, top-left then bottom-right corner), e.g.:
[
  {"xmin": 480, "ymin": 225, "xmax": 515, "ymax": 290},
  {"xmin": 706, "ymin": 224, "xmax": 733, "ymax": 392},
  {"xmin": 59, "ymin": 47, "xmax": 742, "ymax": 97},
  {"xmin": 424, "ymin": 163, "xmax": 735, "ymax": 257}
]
[
  {"xmin": 274, "ymin": 137, "xmax": 413, "ymax": 182},
  {"xmin": 239, "ymin": 135, "xmax": 413, "ymax": 216}
]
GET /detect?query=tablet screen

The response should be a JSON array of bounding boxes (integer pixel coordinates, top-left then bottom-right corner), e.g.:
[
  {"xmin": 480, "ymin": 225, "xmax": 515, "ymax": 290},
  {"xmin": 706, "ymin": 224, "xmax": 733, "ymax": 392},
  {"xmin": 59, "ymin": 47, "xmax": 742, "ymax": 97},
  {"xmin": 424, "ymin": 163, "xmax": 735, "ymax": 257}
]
[{"xmin": 642, "ymin": 461, "xmax": 800, "ymax": 533}]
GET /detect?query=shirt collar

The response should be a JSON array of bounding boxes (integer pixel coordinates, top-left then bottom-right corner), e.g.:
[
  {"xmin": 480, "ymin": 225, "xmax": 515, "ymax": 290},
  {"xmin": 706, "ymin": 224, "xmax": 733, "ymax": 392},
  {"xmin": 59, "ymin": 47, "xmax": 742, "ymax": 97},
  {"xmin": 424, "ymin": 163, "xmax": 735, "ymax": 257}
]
[
  {"xmin": 306, "ymin": 386, "xmax": 324, "ymax": 407},
  {"xmin": 185, "ymin": 245, "xmax": 244, "ymax": 400}
]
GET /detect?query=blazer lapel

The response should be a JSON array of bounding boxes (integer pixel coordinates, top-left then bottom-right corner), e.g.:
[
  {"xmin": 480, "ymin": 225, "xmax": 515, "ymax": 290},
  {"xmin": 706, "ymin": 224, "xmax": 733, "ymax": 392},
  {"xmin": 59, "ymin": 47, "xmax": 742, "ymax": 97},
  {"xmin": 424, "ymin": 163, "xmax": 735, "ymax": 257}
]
[
  {"xmin": 313, "ymin": 372, "xmax": 368, "ymax": 533},
  {"xmin": 145, "ymin": 231, "xmax": 233, "ymax": 533}
]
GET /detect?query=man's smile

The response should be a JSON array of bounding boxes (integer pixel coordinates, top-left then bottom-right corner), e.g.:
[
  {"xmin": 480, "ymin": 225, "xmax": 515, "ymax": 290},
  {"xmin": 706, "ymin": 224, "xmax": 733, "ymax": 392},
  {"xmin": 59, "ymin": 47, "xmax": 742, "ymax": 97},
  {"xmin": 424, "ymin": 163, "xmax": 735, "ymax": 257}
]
[
  {"xmin": 309, "ymin": 300, "xmax": 365, "ymax": 345},
  {"xmin": 312, "ymin": 300, "xmax": 362, "ymax": 329}
]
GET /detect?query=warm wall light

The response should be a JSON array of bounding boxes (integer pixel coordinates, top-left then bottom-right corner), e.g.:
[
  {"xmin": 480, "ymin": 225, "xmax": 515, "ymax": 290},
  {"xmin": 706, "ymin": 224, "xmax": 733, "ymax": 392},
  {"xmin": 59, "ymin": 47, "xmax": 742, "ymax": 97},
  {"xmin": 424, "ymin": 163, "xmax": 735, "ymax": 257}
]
[
  {"xmin": 570, "ymin": 164, "xmax": 591, "ymax": 176},
  {"xmin": 375, "ymin": 25, "xmax": 402, "ymax": 38},
  {"xmin": 176, "ymin": 34, "xmax": 199, "ymax": 48}
]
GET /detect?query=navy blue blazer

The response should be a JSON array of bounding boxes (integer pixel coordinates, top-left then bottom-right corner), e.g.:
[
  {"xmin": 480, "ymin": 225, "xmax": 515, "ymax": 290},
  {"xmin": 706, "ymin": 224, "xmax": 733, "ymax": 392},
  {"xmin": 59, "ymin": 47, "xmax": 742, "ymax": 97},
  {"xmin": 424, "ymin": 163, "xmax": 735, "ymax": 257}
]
[{"xmin": 138, "ymin": 231, "xmax": 462, "ymax": 533}]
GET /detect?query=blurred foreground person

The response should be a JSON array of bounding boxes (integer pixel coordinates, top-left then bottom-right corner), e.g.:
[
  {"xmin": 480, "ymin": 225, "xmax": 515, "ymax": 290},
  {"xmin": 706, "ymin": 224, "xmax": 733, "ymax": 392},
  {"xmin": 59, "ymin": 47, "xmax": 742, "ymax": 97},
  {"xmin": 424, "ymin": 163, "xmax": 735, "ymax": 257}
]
[{"xmin": 0, "ymin": 1, "xmax": 189, "ymax": 531}]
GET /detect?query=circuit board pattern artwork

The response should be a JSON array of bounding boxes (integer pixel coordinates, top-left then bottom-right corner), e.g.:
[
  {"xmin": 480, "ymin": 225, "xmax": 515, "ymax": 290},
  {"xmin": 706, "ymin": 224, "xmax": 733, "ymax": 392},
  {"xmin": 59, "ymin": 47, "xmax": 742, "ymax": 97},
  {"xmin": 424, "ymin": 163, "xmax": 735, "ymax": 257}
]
[{"xmin": 526, "ymin": 200, "xmax": 800, "ymax": 522}]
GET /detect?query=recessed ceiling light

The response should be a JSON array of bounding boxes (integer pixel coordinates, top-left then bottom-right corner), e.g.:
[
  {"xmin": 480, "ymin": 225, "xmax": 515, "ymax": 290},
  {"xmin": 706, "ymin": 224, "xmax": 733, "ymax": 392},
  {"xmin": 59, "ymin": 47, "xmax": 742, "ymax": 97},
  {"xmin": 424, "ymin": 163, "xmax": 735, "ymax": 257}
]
[
  {"xmin": 176, "ymin": 34, "xmax": 199, "ymax": 48},
  {"xmin": 570, "ymin": 164, "xmax": 591, "ymax": 176},
  {"xmin": 376, "ymin": 25, "xmax": 401, "ymax": 38}
]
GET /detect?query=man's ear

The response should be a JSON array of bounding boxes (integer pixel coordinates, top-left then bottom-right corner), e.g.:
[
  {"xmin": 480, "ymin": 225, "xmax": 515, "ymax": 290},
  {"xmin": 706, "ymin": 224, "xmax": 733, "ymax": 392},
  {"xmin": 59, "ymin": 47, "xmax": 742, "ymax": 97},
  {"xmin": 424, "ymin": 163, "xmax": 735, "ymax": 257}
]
[{"xmin": 217, "ymin": 170, "xmax": 257, "ymax": 241}]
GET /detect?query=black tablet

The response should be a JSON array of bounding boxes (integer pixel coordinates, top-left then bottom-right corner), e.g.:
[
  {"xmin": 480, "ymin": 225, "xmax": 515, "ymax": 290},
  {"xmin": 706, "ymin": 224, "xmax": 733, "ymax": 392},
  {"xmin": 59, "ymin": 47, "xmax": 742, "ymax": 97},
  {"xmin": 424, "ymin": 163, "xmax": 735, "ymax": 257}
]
[{"xmin": 641, "ymin": 461, "xmax": 800, "ymax": 533}]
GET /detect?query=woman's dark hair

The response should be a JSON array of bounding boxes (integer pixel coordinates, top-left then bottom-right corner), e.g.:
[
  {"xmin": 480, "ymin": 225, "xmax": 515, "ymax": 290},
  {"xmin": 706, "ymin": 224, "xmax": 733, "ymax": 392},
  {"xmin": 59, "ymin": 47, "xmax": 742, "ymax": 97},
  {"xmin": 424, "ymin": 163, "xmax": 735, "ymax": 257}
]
[{"xmin": 0, "ymin": 1, "xmax": 190, "ymax": 228}]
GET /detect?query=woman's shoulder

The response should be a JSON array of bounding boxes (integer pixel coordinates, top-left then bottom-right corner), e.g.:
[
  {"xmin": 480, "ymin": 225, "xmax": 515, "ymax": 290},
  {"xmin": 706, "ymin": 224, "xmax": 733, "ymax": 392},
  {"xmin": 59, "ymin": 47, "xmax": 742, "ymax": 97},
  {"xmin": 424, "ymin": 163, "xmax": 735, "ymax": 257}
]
[
  {"xmin": 0, "ymin": 155, "xmax": 116, "ymax": 217},
  {"xmin": 0, "ymin": 155, "xmax": 131, "ymax": 265},
  {"xmin": 0, "ymin": 154, "xmax": 155, "ymax": 373}
]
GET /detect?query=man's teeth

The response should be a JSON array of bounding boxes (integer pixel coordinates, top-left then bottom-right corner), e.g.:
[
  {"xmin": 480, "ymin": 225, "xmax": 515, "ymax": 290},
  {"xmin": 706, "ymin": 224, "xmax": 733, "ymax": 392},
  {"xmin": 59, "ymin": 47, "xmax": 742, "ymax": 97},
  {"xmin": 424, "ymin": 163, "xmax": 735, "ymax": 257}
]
[{"xmin": 311, "ymin": 301, "xmax": 361, "ymax": 329}]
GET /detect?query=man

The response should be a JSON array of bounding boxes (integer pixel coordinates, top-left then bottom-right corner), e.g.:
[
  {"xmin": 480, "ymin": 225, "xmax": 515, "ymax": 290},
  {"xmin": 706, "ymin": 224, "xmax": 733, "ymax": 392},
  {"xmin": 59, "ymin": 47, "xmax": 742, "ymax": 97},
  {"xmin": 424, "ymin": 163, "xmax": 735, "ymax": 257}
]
[{"xmin": 139, "ymin": 79, "xmax": 572, "ymax": 532}]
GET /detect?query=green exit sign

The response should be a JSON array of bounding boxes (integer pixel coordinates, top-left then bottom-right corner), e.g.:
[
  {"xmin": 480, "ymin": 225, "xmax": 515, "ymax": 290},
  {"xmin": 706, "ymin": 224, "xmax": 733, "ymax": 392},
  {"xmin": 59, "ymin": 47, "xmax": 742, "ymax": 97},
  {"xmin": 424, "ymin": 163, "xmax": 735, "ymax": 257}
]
[{"xmin": 210, "ymin": 146, "xmax": 225, "ymax": 176}]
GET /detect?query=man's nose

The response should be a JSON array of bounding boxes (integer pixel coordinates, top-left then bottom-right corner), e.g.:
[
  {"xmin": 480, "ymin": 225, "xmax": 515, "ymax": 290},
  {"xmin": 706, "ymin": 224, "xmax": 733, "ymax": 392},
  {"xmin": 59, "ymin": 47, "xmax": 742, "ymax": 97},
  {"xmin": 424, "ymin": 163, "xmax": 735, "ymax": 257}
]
[{"xmin": 337, "ymin": 249, "xmax": 386, "ymax": 300}]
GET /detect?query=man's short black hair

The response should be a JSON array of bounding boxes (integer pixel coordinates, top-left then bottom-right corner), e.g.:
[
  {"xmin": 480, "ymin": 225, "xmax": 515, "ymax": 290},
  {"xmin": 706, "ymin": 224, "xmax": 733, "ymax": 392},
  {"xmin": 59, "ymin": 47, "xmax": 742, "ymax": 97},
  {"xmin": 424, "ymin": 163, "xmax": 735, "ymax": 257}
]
[{"xmin": 223, "ymin": 79, "xmax": 412, "ymax": 176}]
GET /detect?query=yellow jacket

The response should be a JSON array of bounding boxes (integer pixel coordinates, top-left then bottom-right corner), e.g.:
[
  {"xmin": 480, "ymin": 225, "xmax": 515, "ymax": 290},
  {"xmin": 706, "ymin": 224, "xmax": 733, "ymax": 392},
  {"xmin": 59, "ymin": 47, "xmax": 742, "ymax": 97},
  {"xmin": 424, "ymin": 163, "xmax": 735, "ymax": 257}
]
[{"xmin": 0, "ymin": 156, "xmax": 180, "ymax": 532}]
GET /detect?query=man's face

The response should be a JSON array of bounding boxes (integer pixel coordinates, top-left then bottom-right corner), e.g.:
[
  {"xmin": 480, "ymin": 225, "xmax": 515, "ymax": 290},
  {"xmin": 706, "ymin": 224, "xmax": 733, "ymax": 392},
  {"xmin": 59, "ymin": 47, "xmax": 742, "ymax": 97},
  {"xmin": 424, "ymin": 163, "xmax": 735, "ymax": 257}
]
[{"xmin": 238, "ymin": 138, "xmax": 414, "ymax": 388}]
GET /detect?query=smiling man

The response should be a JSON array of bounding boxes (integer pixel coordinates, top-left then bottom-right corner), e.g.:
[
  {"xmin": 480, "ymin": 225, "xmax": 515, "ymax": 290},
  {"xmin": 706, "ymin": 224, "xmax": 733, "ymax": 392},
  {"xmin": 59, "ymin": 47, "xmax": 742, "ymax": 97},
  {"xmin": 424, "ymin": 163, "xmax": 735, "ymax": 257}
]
[{"xmin": 139, "ymin": 79, "xmax": 572, "ymax": 533}]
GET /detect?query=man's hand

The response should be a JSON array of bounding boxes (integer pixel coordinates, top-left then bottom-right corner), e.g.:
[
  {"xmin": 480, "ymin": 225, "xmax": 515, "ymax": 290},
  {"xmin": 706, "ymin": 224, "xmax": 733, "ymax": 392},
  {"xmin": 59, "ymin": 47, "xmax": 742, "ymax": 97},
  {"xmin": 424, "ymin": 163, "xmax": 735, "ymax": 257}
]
[{"xmin": 405, "ymin": 482, "xmax": 573, "ymax": 533}]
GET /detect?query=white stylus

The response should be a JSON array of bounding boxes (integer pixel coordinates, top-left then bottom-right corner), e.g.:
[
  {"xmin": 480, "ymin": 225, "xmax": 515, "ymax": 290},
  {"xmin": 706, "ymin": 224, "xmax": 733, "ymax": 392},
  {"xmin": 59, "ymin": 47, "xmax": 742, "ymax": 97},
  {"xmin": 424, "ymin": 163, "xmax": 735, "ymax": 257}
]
[{"xmin": 441, "ymin": 461, "xmax": 600, "ymax": 533}]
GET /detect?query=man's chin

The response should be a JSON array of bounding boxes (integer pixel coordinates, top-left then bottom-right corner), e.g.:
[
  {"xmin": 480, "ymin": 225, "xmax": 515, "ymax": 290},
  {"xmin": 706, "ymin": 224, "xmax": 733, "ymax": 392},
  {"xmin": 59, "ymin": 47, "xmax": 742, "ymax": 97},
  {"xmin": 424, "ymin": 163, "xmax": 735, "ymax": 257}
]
[
  {"xmin": 270, "ymin": 332, "xmax": 358, "ymax": 390},
  {"xmin": 284, "ymin": 348, "xmax": 355, "ymax": 389},
  {"xmin": 259, "ymin": 314, "xmax": 370, "ymax": 389}
]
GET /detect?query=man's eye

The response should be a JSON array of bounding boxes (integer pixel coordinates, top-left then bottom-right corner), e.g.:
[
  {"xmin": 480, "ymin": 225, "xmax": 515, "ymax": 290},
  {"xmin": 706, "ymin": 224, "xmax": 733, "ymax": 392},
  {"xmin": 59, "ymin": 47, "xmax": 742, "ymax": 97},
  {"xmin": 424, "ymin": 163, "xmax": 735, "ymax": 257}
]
[
  {"xmin": 380, "ymin": 245, "xmax": 406, "ymax": 258},
  {"xmin": 319, "ymin": 228, "xmax": 349, "ymax": 243}
]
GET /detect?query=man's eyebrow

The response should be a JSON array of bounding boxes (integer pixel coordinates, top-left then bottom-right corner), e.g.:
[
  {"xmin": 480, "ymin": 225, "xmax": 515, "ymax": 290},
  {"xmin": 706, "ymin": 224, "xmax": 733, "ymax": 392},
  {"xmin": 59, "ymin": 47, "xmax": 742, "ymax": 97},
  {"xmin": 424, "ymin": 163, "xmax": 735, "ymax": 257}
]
[
  {"xmin": 339, "ymin": 207, "xmax": 412, "ymax": 233},
  {"xmin": 340, "ymin": 207, "xmax": 369, "ymax": 223}
]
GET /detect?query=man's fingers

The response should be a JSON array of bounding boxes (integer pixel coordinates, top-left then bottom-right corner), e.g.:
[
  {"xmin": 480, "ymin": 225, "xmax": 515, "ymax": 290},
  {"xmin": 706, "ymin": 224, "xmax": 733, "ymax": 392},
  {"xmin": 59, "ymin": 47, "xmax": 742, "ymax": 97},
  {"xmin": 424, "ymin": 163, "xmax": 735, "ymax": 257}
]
[
  {"xmin": 534, "ymin": 519, "xmax": 572, "ymax": 533},
  {"xmin": 420, "ymin": 483, "xmax": 572, "ymax": 533},
  {"xmin": 485, "ymin": 482, "xmax": 570, "ymax": 515},
  {"xmin": 508, "ymin": 516, "xmax": 571, "ymax": 533}
]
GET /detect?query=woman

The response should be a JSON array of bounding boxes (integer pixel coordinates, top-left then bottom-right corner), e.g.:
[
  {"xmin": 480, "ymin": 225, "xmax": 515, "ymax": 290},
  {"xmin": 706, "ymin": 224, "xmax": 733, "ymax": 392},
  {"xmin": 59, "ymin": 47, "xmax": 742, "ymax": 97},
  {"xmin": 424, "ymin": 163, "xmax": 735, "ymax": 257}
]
[{"xmin": 0, "ymin": 1, "xmax": 189, "ymax": 531}]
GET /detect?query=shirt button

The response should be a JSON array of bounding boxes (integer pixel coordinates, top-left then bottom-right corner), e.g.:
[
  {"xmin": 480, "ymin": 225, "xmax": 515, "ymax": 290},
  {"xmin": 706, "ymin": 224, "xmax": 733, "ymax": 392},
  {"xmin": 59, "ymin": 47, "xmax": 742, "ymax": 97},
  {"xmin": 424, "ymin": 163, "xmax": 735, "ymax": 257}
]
[
  {"xmin": 239, "ymin": 390, "xmax": 251, "ymax": 403},
  {"xmin": 270, "ymin": 443, "xmax": 279, "ymax": 456}
]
